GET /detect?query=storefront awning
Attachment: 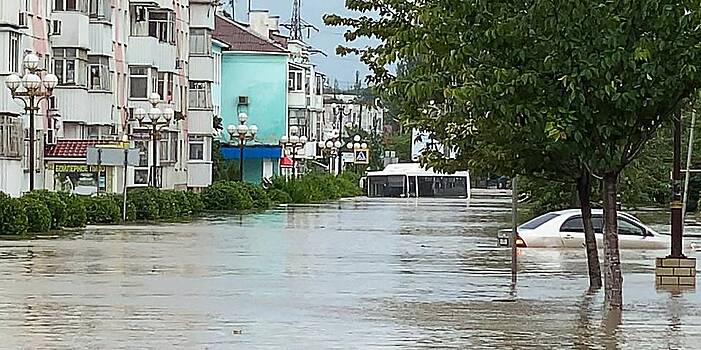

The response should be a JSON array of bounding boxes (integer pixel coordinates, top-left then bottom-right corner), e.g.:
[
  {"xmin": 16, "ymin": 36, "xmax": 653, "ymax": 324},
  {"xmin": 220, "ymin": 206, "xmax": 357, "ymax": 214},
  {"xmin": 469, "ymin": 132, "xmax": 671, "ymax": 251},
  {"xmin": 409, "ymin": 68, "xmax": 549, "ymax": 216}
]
[
  {"xmin": 221, "ymin": 145, "xmax": 282, "ymax": 160},
  {"xmin": 45, "ymin": 140, "xmax": 120, "ymax": 159}
]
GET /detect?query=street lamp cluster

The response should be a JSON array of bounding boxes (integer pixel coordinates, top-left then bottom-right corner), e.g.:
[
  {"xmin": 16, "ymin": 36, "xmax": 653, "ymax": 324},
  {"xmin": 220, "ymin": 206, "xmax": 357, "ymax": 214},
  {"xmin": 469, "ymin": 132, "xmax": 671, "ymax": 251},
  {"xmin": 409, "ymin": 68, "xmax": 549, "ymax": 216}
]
[
  {"xmin": 5, "ymin": 53, "xmax": 59, "ymax": 191},
  {"xmin": 280, "ymin": 126, "xmax": 307, "ymax": 178},
  {"xmin": 132, "ymin": 92, "xmax": 176, "ymax": 187},
  {"xmin": 226, "ymin": 112, "xmax": 258, "ymax": 181}
]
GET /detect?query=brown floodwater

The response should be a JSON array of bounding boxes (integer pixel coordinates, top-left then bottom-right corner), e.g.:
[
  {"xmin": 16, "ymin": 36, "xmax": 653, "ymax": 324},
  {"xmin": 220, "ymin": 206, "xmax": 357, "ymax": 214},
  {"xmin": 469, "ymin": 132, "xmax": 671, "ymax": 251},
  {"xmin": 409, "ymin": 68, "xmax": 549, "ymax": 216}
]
[{"xmin": 0, "ymin": 198, "xmax": 699, "ymax": 349}]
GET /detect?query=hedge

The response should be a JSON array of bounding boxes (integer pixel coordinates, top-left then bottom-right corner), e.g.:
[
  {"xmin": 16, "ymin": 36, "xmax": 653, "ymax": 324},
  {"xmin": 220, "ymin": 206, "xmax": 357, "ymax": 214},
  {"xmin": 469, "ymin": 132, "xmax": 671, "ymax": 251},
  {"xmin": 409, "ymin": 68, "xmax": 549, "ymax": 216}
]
[{"xmin": 0, "ymin": 171, "xmax": 362, "ymax": 235}]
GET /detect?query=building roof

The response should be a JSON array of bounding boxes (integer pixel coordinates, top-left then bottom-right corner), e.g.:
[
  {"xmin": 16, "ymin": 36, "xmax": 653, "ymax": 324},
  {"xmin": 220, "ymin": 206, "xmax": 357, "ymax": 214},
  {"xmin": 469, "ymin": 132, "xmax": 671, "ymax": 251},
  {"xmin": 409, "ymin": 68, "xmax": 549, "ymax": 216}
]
[
  {"xmin": 45, "ymin": 140, "xmax": 119, "ymax": 159},
  {"xmin": 367, "ymin": 163, "xmax": 470, "ymax": 177},
  {"xmin": 214, "ymin": 15, "xmax": 288, "ymax": 54}
]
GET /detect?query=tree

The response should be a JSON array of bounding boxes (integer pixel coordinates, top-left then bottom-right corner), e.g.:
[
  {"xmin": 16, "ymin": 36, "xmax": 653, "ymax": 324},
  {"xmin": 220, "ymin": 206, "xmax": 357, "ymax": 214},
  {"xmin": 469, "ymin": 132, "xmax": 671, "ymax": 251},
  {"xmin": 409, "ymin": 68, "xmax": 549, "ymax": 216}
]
[{"xmin": 326, "ymin": 0, "xmax": 701, "ymax": 310}]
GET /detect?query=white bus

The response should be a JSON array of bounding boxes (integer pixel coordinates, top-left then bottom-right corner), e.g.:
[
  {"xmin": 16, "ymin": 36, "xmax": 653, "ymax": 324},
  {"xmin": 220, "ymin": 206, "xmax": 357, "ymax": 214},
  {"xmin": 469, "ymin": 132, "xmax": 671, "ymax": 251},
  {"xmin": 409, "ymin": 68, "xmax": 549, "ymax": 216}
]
[{"xmin": 365, "ymin": 163, "xmax": 471, "ymax": 199}]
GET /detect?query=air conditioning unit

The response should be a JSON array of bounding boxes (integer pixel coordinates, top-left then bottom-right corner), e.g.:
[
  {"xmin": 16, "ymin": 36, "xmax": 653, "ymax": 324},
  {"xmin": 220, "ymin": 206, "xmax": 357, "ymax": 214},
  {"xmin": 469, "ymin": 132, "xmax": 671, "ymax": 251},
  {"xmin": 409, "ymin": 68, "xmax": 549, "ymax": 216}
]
[
  {"xmin": 136, "ymin": 7, "xmax": 147, "ymax": 22},
  {"xmin": 51, "ymin": 20, "xmax": 62, "ymax": 35},
  {"xmin": 18, "ymin": 12, "xmax": 28, "ymax": 28},
  {"xmin": 238, "ymin": 96, "xmax": 249, "ymax": 106}
]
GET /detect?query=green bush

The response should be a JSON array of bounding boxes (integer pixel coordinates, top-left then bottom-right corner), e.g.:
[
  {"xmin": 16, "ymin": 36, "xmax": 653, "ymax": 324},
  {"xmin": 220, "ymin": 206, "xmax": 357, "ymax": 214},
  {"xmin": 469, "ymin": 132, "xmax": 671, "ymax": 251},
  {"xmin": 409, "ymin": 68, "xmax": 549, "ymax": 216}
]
[
  {"xmin": 268, "ymin": 171, "xmax": 361, "ymax": 204},
  {"xmin": 23, "ymin": 190, "xmax": 66, "ymax": 229},
  {"xmin": 157, "ymin": 190, "xmax": 191, "ymax": 220},
  {"xmin": 85, "ymin": 195, "xmax": 122, "ymax": 224},
  {"xmin": 0, "ymin": 193, "xmax": 27, "ymax": 235},
  {"xmin": 185, "ymin": 191, "xmax": 204, "ymax": 215},
  {"xmin": 59, "ymin": 193, "xmax": 87, "ymax": 228},
  {"xmin": 128, "ymin": 188, "xmax": 161, "ymax": 220},
  {"xmin": 21, "ymin": 198, "xmax": 51, "ymax": 233},
  {"xmin": 267, "ymin": 189, "xmax": 292, "ymax": 204},
  {"xmin": 243, "ymin": 183, "xmax": 272, "ymax": 209},
  {"xmin": 201, "ymin": 181, "xmax": 254, "ymax": 211}
]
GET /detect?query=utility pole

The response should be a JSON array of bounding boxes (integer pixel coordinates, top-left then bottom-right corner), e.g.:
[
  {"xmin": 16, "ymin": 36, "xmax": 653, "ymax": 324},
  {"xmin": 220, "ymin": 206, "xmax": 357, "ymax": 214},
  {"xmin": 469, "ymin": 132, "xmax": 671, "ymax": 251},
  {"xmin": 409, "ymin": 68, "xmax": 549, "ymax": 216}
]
[{"xmin": 289, "ymin": 0, "xmax": 302, "ymax": 41}]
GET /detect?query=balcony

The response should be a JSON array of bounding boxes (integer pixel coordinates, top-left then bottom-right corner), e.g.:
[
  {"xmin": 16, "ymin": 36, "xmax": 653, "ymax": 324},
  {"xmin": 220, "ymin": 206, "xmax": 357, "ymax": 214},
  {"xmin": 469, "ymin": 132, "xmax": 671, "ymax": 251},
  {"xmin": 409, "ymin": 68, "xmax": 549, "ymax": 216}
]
[
  {"xmin": 187, "ymin": 109, "xmax": 213, "ymax": 135},
  {"xmin": 52, "ymin": 12, "xmax": 90, "ymax": 49},
  {"xmin": 88, "ymin": 21, "xmax": 113, "ymax": 56},
  {"xmin": 187, "ymin": 161, "xmax": 212, "ymax": 188},
  {"xmin": 127, "ymin": 36, "xmax": 176, "ymax": 71},
  {"xmin": 288, "ymin": 91, "xmax": 306, "ymax": 108},
  {"xmin": 188, "ymin": 56, "xmax": 214, "ymax": 81},
  {"xmin": 129, "ymin": 0, "xmax": 173, "ymax": 11},
  {"xmin": 189, "ymin": 2, "xmax": 215, "ymax": 29}
]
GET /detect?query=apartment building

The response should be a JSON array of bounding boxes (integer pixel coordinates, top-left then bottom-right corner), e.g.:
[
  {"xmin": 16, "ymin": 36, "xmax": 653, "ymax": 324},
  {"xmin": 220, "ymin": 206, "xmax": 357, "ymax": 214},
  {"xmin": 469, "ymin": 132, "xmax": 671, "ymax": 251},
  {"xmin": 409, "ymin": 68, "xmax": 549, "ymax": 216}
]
[{"xmin": 0, "ymin": 0, "xmax": 217, "ymax": 196}]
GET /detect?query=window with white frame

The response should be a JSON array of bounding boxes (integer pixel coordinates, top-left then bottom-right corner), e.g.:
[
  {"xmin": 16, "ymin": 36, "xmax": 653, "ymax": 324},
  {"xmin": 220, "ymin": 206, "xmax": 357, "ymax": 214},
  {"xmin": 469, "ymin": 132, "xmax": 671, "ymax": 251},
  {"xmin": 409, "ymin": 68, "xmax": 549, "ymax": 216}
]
[
  {"xmin": 190, "ymin": 28, "xmax": 212, "ymax": 55},
  {"xmin": 89, "ymin": 56, "xmax": 111, "ymax": 91},
  {"xmin": 288, "ymin": 70, "xmax": 303, "ymax": 92},
  {"xmin": 315, "ymin": 75, "xmax": 323, "ymax": 95},
  {"xmin": 159, "ymin": 131, "xmax": 178, "ymax": 162},
  {"xmin": 9, "ymin": 33, "xmax": 20, "ymax": 74},
  {"xmin": 148, "ymin": 10, "xmax": 175, "ymax": 44},
  {"xmin": 54, "ymin": 0, "xmax": 88, "ymax": 12},
  {"xmin": 188, "ymin": 81, "xmax": 211, "ymax": 109},
  {"xmin": 53, "ymin": 48, "xmax": 88, "ymax": 86},
  {"xmin": 88, "ymin": 0, "xmax": 111, "ymax": 20},
  {"xmin": 129, "ymin": 66, "xmax": 156, "ymax": 98},
  {"xmin": 156, "ymin": 72, "xmax": 174, "ymax": 102},
  {"xmin": 0, "ymin": 115, "xmax": 22, "ymax": 158},
  {"xmin": 189, "ymin": 135, "xmax": 204, "ymax": 160}
]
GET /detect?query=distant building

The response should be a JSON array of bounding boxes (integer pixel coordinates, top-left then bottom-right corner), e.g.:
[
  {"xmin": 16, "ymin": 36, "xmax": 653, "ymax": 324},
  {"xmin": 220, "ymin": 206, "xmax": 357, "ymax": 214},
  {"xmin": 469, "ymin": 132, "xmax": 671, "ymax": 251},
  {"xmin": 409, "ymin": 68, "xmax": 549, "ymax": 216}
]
[{"xmin": 322, "ymin": 92, "xmax": 384, "ymax": 137}]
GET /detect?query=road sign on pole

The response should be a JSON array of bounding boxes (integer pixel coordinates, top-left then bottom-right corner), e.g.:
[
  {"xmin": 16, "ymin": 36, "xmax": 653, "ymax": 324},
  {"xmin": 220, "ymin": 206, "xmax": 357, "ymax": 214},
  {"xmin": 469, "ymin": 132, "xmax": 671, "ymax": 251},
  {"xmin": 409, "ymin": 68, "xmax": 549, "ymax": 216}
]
[{"xmin": 354, "ymin": 149, "xmax": 369, "ymax": 164}]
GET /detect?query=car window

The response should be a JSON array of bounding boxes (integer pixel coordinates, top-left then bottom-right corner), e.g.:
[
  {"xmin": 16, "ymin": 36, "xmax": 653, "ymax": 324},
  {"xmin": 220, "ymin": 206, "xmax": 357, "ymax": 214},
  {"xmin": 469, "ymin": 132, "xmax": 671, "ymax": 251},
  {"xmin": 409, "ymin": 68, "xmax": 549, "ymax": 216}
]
[
  {"xmin": 560, "ymin": 216, "xmax": 584, "ymax": 232},
  {"xmin": 520, "ymin": 213, "xmax": 559, "ymax": 230},
  {"xmin": 592, "ymin": 216, "xmax": 603, "ymax": 233},
  {"xmin": 617, "ymin": 218, "xmax": 645, "ymax": 236}
]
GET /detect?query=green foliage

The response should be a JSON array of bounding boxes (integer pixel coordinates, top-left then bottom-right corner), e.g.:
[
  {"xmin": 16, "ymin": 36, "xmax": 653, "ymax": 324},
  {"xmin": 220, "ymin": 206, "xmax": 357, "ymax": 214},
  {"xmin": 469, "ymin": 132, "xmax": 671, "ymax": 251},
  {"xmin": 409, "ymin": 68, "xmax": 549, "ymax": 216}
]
[
  {"xmin": 157, "ymin": 190, "xmax": 189, "ymax": 220},
  {"xmin": 85, "ymin": 195, "xmax": 122, "ymax": 224},
  {"xmin": 23, "ymin": 190, "xmax": 67, "ymax": 230},
  {"xmin": 185, "ymin": 191, "xmax": 204, "ymax": 215},
  {"xmin": 267, "ymin": 189, "xmax": 292, "ymax": 204},
  {"xmin": 242, "ymin": 183, "xmax": 272, "ymax": 209},
  {"xmin": 20, "ymin": 198, "xmax": 51, "ymax": 233},
  {"xmin": 269, "ymin": 172, "xmax": 362, "ymax": 204},
  {"xmin": 520, "ymin": 177, "xmax": 578, "ymax": 216},
  {"xmin": 0, "ymin": 193, "xmax": 27, "ymax": 235},
  {"xmin": 383, "ymin": 132, "xmax": 412, "ymax": 163},
  {"xmin": 201, "ymin": 181, "xmax": 254, "ymax": 211},
  {"xmin": 212, "ymin": 140, "xmax": 241, "ymax": 182},
  {"xmin": 128, "ymin": 188, "xmax": 161, "ymax": 221},
  {"xmin": 58, "ymin": 193, "xmax": 87, "ymax": 228}
]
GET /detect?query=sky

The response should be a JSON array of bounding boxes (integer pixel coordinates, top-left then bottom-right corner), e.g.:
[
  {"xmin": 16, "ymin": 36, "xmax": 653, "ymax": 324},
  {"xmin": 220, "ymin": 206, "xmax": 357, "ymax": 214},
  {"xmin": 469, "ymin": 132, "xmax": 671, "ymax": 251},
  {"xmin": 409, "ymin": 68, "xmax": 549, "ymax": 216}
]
[{"xmin": 229, "ymin": 0, "xmax": 373, "ymax": 89}]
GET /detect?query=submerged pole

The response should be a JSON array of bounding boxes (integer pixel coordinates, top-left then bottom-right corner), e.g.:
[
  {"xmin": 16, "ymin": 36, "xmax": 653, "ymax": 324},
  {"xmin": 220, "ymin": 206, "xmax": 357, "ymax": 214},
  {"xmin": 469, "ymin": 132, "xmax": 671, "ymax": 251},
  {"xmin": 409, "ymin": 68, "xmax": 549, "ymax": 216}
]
[
  {"xmin": 511, "ymin": 177, "xmax": 518, "ymax": 287},
  {"xmin": 682, "ymin": 110, "xmax": 696, "ymax": 225}
]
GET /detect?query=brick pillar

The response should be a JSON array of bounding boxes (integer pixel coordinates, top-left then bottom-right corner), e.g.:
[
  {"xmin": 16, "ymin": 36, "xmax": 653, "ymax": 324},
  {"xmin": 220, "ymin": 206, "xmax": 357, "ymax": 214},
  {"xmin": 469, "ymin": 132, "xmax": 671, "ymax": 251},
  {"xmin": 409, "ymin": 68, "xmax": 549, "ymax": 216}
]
[{"xmin": 656, "ymin": 257, "xmax": 697, "ymax": 286}]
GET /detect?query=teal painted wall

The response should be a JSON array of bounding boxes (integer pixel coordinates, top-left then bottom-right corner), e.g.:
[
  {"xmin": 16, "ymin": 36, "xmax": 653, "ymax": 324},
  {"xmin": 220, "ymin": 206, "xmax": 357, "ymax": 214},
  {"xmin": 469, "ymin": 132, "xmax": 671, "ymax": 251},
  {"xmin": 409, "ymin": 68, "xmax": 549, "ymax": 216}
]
[{"xmin": 220, "ymin": 53, "xmax": 288, "ymax": 146}]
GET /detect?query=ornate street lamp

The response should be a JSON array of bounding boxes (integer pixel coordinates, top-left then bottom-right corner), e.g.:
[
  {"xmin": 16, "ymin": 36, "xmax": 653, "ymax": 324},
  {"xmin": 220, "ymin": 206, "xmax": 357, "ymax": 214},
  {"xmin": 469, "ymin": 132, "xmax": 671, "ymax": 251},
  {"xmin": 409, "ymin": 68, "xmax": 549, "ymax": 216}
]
[
  {"xmin": 133, "ymin": 92, "xmax": 175, "ymax": 188},
  {"xmin": 5, "ymin": 53, "xmax": 58, "ymax": 191},
  {"xmin": 331, "ymin": 103, "xmax": 353, "ymax": 172},
  {"xmin": 226, "ymin": 112, "xmax": 258, "ymax": 182},
  {"xmin": 280, "ymin": 125, "xmax": 307, "ymax": 179},
  {"xmin": 318, "ymin": 137, "xmax": 343, "ymax": 175}
]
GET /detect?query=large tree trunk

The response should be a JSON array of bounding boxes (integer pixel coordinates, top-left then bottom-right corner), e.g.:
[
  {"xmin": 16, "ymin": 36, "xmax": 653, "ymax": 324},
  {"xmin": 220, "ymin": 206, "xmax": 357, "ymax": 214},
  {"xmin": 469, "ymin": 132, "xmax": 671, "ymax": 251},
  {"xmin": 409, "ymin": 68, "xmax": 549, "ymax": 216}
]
[
  {"xmin": 577, "ymin": 173, "xmax": 602, "ymax": 289},
  {"xmin": 602, "ymin": 172, "xmax": 623, "ymax": 310}
]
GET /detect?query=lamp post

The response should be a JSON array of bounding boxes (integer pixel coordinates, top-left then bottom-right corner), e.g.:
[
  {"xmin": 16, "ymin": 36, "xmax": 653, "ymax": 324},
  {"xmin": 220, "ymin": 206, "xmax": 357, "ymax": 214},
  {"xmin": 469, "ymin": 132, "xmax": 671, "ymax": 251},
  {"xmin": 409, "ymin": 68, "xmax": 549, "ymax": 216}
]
[
  {"xmin": 331, "ymin": 103, "xmax": 353, "ymax": 173},
  {"xmin": 226, "ymin": 112, "xmax": 258, "ymax": 182},
  {"xmin": 318, "ymin": 130, "xmax": 342, "ymax": 175},
  {"xmin": 345, "ymin": 134, "xmax": 368, "ymax": 173},
  {"xmin": 5, "ymin": 53, "xmax": 59, "ymax": 191},
  {"xmin": 133, "ymin": 92, "xmax": 175, "ymax": 188},
  {"xmin": 280, "ymin": 125, "xmax": 307, "ymax": 179}
]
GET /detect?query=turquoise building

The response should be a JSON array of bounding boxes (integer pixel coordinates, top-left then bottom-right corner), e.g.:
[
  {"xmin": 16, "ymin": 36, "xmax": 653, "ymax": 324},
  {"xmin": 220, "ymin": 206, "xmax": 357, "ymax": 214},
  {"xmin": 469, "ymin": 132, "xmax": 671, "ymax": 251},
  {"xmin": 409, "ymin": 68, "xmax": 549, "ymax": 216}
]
[{"xmin": 213, "ymin": 14, "xmax": 288, "ymax": 183}]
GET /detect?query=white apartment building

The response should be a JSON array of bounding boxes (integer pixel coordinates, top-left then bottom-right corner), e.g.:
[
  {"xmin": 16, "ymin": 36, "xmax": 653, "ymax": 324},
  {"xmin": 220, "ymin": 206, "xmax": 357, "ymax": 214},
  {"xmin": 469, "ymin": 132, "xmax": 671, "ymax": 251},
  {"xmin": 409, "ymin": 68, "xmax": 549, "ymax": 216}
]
[
  {"xmin": 322, "ymin": 92, "xmax": 385, "ymax": 138},
  {"xmin": 0, "ymin": 0, "xmax": 217, "ymax": 196}
]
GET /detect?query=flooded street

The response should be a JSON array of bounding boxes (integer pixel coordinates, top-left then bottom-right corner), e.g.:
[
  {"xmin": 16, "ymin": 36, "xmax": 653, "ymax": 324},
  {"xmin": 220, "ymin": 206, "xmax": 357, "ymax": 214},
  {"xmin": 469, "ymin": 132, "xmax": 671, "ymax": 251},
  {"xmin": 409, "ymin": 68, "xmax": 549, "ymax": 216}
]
[{"xmin": 1, "ymin": 198, "xmax": 700, "ymax": 349}]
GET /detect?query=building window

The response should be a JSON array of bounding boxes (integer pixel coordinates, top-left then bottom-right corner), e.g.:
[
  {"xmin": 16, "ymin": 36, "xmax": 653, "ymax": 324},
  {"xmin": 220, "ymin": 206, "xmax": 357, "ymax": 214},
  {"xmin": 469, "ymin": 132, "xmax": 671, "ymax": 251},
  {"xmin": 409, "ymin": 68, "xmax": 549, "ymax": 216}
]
[
  {"xmin": 158, "ymin": 132, "xmax": 178, "ymax": 162},
  {"xmin": 0, "ymin": 116, "xmax": 22, "ymax": 158},
  {"xmin": 188, "ymin": 81, "xmax": 211, "ymax": 109},
  {"xmin": 129, "ymin": 67, "xmax": 156, "ymax": 98},
  {"xmin": 9, "ymin": 33, "xmax": 20, "ymax": 74},
  {"xmin": 54, "ymin": 0, "xmax": 88, "ymax": 12},
  {"xmin": 89, "ymin": 56, "xmax": 111, "ymax": 91},
  {"xmin": 288, "ymin": 70, "xmax": 303, "ymax": 92},
  {"xmin": 315, "ymin": 75, "xmax": 323, "ymax": 95},
  {"xmin": 53, "ymin": 48, "xmax": 88, "ymax": 86},
  {"xmin": 189, "ymin": 135, "xmax": 204, "ymax": 160},
  {"xmin": 190, "ymin": 28, "xmax": 212, "ymax": 55},
  {"xmin": 148, "ymin": 10, "xmax": 175, "ymax": 44},
  {"xmin": 88, "ymin": 0, "xmax": 111, "ymax": 20},
  {"xmin": 134, "ymin": 169, "xmax": 149, "ymax": 184}
]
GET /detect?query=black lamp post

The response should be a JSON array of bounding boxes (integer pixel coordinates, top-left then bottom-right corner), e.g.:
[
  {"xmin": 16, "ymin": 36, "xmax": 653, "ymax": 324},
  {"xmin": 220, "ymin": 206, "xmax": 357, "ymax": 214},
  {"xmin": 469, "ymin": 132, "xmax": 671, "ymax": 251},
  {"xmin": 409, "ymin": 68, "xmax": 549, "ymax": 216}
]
[
  {"xmin": 5, "ymin": 53, "xmax": 59, "ymax": 192},
  {"xmin": 280, "ymin": 125, "xmax": 307, "ymax": 179},
  {"xmin": 318, "ymin": 130, "xmax": 342, "ymax": 175},
  {"xmin": 227, "ymin": 112, "xmax": 258, "ymax": 182},
  {"xmin": 331, "ymin": 103, "xmax": 353, "ymax": 173},
  {"xmin": 133, "ymin": 93, "xmax": 175, "ymax": 188}
]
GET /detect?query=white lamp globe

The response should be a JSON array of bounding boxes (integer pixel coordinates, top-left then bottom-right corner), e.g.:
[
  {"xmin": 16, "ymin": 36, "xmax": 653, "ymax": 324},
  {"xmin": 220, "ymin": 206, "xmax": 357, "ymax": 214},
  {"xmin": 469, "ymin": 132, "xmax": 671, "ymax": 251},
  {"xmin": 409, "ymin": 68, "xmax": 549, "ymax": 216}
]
[
  {"xmin": 361, "ymin": 142, "xmax": 368, "ymax": 149},
  {"xmin": 319, "ymin": 141, "xmax": 327, "ymax": 149},
  {"xmin": 42, "ymin": 73, "xmax": 58, "ymax": 90},
  {"xmin": 249, "ymin": 124, "xmax": 258, "ymax": 135},
  {"xmin": 238, "ymin": 112, "xmax": 248, "ymax": 124},
  {"xmin": 326, "ymin": 140, "xmax": 333, "ymax": 148},
  {"xmin": 346, "ymin": 143, "xmax": 353, "ymax": 150},
  {"xmin": 148, "ymin": 92, "xmax": 161, "ymax": 105},
  {"xmin": 22, "ymin": 73, "xmax": 42, "ymax": 91},
  {"xmin": 334, "ymin": 141, "xmax": 342, "ymax": 148},
  {"xmin": 237, "ymin": 124, "xmax": 249, "ymax": 135},
  {"xmin": 280, "ymin": 135, "xmax": 289, "ymax": 144},
  {"xmin": 354, "ymin": 142, "xmax": 361, "ymax": 149},
  {"xmin": 227, "ymin": 124, "xmax": 237, "ymax": 135},
  {"xmin": 290, "ymin": 135, "xmax": 300, "ymax": 144},
  {"xmin": 290, "ymin": 125, "xmax": 299, "ymax": 136},
  {"xmin": 353, "ymin": 135, "xmax": 361, "ymax": 142},
  {"xmin": 163, "ymin": 107, "xmax": 175, "ymax": 122},
  {"xmin": 149, "ymin": 107, "xmax": 162, "ymax": 123},
  {"xmin": 300, "ymin": 135, "xmax": 308, "ymax": 144},
  {"xmin": 5, "ymin": 74, "xmax": 21, "ymax": 91},
  {"xmin": 23, "ymin": 53, "xmax": 40, "ymax": 71},
  {"xmin": 134, "ymin": 107, "xmax": 146, "ymax": 121}
]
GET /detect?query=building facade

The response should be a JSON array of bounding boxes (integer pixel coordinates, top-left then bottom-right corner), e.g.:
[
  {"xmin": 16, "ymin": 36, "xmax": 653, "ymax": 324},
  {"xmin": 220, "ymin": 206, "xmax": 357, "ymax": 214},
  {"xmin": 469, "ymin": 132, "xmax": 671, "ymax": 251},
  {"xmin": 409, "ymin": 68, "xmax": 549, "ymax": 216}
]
[
  {"xmin": 213, "ymin": 13, "xmax": 287, "ymax": 183},
  {"xmin": 0, "ymin": 0, "xmax": 217, "ymax": 196}
]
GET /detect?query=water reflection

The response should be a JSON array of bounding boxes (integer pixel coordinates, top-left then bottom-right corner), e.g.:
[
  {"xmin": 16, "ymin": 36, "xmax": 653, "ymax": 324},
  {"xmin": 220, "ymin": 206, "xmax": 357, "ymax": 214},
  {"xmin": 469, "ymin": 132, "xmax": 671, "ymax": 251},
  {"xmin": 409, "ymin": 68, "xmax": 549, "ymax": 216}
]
[{"xmin": 0, "ymin": 198, "xmax": 698, "ymax": 348}]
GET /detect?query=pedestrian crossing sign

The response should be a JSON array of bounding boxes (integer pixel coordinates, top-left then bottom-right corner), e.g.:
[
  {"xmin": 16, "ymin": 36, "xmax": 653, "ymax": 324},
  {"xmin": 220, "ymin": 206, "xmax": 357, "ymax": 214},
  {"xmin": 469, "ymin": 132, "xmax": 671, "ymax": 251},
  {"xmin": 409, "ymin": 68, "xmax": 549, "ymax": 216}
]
[{"xmin": 354, "ymin": 149, "xmax": 369, "ymax": 164}]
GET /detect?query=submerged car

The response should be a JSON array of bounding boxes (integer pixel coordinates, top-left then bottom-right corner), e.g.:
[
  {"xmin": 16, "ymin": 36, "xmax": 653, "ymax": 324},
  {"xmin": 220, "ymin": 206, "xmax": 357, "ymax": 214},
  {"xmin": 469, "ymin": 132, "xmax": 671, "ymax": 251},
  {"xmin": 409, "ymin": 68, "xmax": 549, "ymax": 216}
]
[{"xmin": 503, "ymin": 209, "xmax": 688, "ymax": 249}]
